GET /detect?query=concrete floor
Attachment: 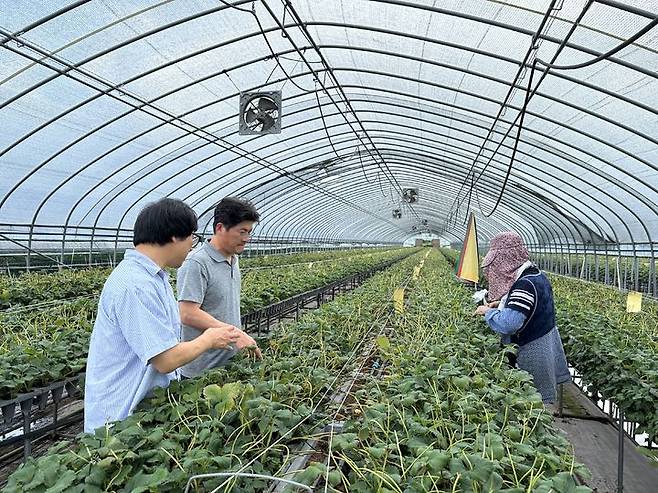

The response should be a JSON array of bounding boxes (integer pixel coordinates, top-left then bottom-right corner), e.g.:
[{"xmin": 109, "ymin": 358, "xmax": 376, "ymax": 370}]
[{"xmin": 553, "ymin": 383, "xmax": 658, "ymax": 493}]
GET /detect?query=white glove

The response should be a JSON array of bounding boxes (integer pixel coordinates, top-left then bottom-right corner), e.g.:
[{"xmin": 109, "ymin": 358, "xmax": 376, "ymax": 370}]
[{"xmin": 472, "ymin": 289, "xmax": 488, "ymax": 304}]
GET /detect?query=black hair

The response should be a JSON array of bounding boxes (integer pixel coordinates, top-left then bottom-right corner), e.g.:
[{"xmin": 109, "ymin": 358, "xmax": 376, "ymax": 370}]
[
  {"xmin": 133, "ymin": 198, "xmax": 198, "ymax": 246},
  {"xmin": 213, "ymin": 197, "xmax": 260, "ymax": 231}
]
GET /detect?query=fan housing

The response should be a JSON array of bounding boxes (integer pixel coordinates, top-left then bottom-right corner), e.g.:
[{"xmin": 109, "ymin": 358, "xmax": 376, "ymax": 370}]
[{"xmin": 239, "ymin": 91, "xmax": 282, "ymax": 135}]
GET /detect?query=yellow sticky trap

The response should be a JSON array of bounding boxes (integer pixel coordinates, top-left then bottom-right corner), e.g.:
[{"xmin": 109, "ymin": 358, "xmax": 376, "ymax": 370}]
[
  {"xmin": 393, "ymin": 288, "xmax": 405, "ymax": 314},
  {"xmin": 308, "ymin": 262, "xmax": 313, "ymax": 268},
  {"xmin": 413, "ymin": 266, "xmax": 421, "ymax": 280},
  {"xmin": 626, "ymin": 291, "xmax": 642, "ymax": 313}
]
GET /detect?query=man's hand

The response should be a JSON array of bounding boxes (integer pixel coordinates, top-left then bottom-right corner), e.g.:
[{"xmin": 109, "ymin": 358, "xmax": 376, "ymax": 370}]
[
  {"xmin": 234, "ymin": 330, "xmax": 263, "ymax": 359},
  {"xmin": 151, "ymin": 326, "xmax": 240, "ymax": 374},
  {"xmin": 202, "ymin": 325, "xmax": 241, "ymax": 350},
  {"xmin": 473, "ymin": 305, "xmax": 491, "ymax": 317},
  {"xmin": 487, "ymin": 301, "xmax": 500, "ymax": 308}
]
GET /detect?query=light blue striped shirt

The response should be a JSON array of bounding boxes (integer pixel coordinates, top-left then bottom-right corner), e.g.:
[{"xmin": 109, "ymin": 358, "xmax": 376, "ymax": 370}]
[{"xmin": 84, "ymin": 249, "xmax": 180, "ymax": 433}]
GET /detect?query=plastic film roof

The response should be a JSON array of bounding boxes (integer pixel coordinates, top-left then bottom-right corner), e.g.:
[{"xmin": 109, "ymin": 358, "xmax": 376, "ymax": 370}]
[{"xmin": 0, "ymin": 0, "xmax": 657, "ymax": 248}]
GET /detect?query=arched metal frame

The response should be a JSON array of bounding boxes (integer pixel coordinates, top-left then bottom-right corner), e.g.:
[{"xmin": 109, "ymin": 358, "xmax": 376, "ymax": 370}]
[
  {"xmin": 99, "ymin": 92, "xmax": 643, "ymax": 248},
  {"xmin": 0, "ymin": 0, "xmax": 656, "ymax": 260},
  {"xmin": 69, "ymin": 76, "xmax": 654, "ymax": 249}
]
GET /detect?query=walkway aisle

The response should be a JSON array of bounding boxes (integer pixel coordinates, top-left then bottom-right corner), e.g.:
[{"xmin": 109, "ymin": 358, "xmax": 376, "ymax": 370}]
[{"xmin": 553, "ymin": 383, "xmax": 658, "ymax": 492}]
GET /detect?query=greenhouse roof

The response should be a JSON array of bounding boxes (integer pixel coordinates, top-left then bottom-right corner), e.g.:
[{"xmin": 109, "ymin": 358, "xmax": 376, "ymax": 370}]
[{"xmin": 0, "ymin": 0, "xmax": 656, "ymax": 248}]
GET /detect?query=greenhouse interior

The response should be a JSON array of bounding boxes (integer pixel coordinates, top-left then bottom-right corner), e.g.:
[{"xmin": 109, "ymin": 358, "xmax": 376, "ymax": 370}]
[{"xmin": 1, "ymin": 0, "xmax": 657, "ymax": 491}]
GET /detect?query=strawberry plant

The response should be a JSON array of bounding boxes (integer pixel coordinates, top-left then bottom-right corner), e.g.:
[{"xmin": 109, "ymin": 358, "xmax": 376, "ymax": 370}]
[
  {"xmin": 3, "ymin": 253, "xmax": 425, "ymax": 492},
  {"xmin": 550, "ymin": 275, "xmax": 658, "ymax": 440},
  {"xmin": 3, "ymin": 252, "xmax": 592, "ymax": 492},
  {"xmin": 0, "ymin": 248, "xmax": 408, "ymax": 310},
  {"xmin": 240, "ymin": 247, "xmax": 398, "ymax": 268},
  {"xmin": 0, "ymin": 249, "xmax": 414, "ymax": 400},
  {"xmin": 302, "ymin": 251, "xmax": 589, "ymax": 492},
  {"xmin": 0, "ymin": 268, "xmax": 113, "ymax": 310}
]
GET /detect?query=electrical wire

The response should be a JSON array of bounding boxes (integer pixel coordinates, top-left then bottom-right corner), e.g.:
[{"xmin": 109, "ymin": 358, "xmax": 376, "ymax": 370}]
[
  {"xmin": 270, "ymin": 0, "xmax": 420, "ymax": 219},
  {"xmin": 249, "ymin": 9, "xmax": 316, "ymax": 93},
  {"xmin": 217, "ymin": 0, "xmax": 252, "ymax": 14},
  {"xmin": 217, "ymin": 0, "xmax": 315, "ymax": 93},
  {"xmin": 449, "ymin": 1, "xmax": 657, "ymax": 224},
  {"xmin": 445, "ymin": 0, "xmax": 560, "ymax": 222},
  {"xmin": 465, "ymin": 3, "xmax": 656, "ymax": 220},
  {"xmin": 315, "ymin": 81, "xmax": 341, "ymax": 159},
  {"xmin": 483, "ymin": 61, "xmax": 537, "ymax": 217},
  {"xmin": 535, "ymin": 17, "xmax": 657, "ymax": 70}
]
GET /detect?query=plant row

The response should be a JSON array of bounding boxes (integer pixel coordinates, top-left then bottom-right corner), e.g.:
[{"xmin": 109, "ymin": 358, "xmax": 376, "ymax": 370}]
[
  {"xmin": 294, "ymin": 250, "xmax": 589, "ymax": 492},
  {"xmin": 4, "ymin": 251, "xmax": 591, "ymax": 492},
  {"xmin": 0, "ymin": 248, "xmax": 414, "ymax": 401},
  {"xmin": 536, "ymin": 253, "xmax": 654, "ymax": 291},
  {"xmin": 439, "ymin": 248, "xmax": 658, "ymax": 442},
  {"xmin": 2, "ymin": 252, "xmax": 424, "ymax": 492},
  {"xmin": 239, "ymin": 247, "xmax": 396, "ymax": 268},
  {"xmin": 550, "ymin": 275, "xmax": 658, "ymax": 439},
  {"xmin": 0, "ymin": 247, "xmax": 403, "ymax": 310}
]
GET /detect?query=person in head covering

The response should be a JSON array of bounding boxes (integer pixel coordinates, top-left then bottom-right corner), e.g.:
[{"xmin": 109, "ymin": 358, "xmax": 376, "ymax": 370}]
[{"xmin": 474, "ymin": 231, "xmax": 570, "ymax": 406}]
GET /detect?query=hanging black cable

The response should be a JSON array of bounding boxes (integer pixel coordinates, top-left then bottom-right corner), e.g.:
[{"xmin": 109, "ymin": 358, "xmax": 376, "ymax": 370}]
[
  {"xmin": 482, "ymin": 60, "xmax": 537, "ymax": 218},
  {"xmin": 218, "ymin": 0, "xmax": 315, "ymax": 93},
  {"xmin": 536, "ymin": 17, "xmax": 657, "ymax": 70},
  {"xmin": 250, "ymin": 9, "xmax": 316, "ymax": 93},
  {"xmin": 217, "ymin": 0, "xmax": 252, "ymax": 13},
  {"xmin": 456, "ymin": 1, "xmax": 656, "ymax": 221},
  {"xmin": 357, "ymin": 146, "xmax": 372, "ymax": 184},
  {"xmin": 269, "ymin": 0, "xmax": 421, "ymax": 218},
  {"xmin": 449, "ymin": 0, "xmax": 601, "ymax": 224},
  {"xmin": 445, "ymin": 0, "xmax": 560, "ymax": 221},
  {"xmin": 315, "ymin": 82, "xmax": 341, "ymax": 159}
]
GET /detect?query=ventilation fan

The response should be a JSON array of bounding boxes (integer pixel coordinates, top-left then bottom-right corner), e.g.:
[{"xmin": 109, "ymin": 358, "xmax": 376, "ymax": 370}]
[
  {"xmin": 402, "ymin": 188, "xmax": 418, "ymax": 203},
  {"xmin": 392, "ymin": 209, "xmax": 402, "ymax": 219},
  {"xmin": 239, "ymin": 91, "xmax": 282, "ymax": 135}
]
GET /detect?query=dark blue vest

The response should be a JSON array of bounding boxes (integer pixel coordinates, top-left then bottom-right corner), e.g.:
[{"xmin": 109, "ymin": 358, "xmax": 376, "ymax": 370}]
[{"xmin": 510, "ymin": 267, "xmax": 556, "ymax": 346}]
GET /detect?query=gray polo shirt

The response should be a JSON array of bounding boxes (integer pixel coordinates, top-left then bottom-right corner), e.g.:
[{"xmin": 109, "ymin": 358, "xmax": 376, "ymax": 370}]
[{"xmin": 177, "ymin": 241, "xmax": 241, "ymax": 378}]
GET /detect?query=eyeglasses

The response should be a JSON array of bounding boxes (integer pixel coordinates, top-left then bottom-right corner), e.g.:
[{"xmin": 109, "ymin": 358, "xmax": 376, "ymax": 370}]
[{"xmin": 191, "ymin": 232, "xmax": 204, "ymax": 248}]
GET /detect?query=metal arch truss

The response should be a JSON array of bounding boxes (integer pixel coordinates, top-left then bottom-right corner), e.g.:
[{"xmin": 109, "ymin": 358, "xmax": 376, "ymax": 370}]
[{"xmin": 0, "ymin": 0, "xmax": 656, "ymax": 254}]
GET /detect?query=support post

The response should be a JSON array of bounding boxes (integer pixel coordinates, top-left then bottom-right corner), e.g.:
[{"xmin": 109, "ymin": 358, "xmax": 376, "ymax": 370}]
[{"xmin": 618, "ymin": 408, "xmax": 624, "ymax": 493}]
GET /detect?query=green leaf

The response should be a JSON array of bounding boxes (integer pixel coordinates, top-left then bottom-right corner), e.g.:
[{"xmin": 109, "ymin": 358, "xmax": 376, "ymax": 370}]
[
  {"xmin": 203, "ymin": 382, "xmax": 241, "ymax": 413},
  {"xmin": 43, "ymin": 470, "xmax": 77, "ymax": 493},
  {"xmin": 125, "ymin": 467, "xmax": 169, "ymax": 492},
  {"xmin": 376, "ymin": 335, "xmax": 390, "ymax": 350},
  {"xmin": 427, "ymin": 451, "xmax": 450, "ymax": 473}
]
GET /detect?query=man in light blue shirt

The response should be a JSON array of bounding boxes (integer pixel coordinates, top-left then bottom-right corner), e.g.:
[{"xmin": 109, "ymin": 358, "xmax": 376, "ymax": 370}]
[{"xmin": 84, "ymin": 198, "xmax": 241, "ymax": 433}]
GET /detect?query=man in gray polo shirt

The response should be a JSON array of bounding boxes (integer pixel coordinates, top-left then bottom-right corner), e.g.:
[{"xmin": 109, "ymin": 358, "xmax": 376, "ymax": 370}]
[{"xmin": 177, "ymin": 197, "xmax": 262, "ymax": 378}]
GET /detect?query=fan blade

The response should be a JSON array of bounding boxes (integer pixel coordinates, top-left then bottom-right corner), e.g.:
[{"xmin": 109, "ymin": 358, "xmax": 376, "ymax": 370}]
[
  {"xmin": 259, "ymin": 114, "xmax": 275, "ymax": 131},
  {"xmin": 245, "ymin": 108, "xmax": 260, "ymax": 124},
  {"xmin": 258, "ymin": 97, "xmax": 277, "ymax": 112}
]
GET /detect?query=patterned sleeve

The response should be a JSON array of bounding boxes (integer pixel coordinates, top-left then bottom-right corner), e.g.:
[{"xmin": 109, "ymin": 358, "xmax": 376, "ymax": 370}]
[{"xmin": 505, "ymin": 278, "xmax": 536, "ymax": 317}]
